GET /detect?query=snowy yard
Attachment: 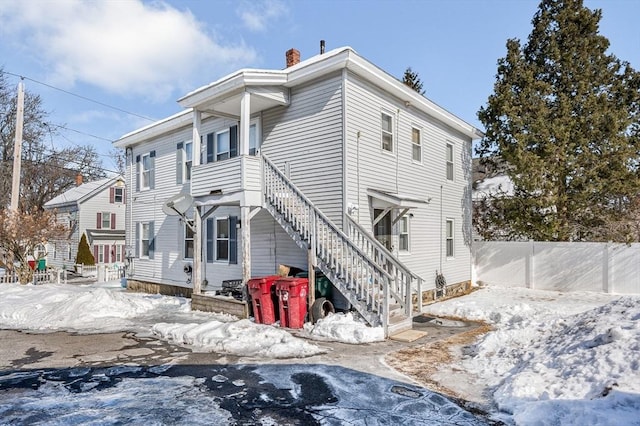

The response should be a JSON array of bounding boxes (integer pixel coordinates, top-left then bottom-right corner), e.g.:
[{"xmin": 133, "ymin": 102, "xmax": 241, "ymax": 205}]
[{"xmin": 0, "ymin": 281, "xmax": 639, "ymax": 425}]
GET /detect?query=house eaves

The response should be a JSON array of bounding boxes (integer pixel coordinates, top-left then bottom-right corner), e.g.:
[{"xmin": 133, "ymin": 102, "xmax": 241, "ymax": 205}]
[
  {"xmin": 44, "ymin": 176, "xmax": 124, "ymax": 210},
  {"xmin": 114, "ymin": 46, "xmax": 483, "ymax": 148},
  {"xmin": 113, "ymin": 110, "xmax": 193, "ymax": 149}
]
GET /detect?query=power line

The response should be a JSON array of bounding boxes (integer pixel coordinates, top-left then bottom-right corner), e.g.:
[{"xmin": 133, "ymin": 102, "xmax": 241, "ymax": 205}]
[{"xmin": 1, "ymin": 70, "xmax": 156, "ymax": 122}]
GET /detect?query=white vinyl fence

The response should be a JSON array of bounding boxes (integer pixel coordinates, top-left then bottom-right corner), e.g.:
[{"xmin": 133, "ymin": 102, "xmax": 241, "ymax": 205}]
[{"xmin": 473, "ymin": 241, "xmax": 640, "ymax": 295}]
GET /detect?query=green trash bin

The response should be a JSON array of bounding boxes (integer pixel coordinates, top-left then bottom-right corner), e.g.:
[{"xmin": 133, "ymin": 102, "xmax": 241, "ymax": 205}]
[
  {"xmin": 296, "ymin": 270, "xmax": 332, "ymax": 300},
  {"xmin": 37, "ymin": 259, "xmax": 46, "ymax": 271}
]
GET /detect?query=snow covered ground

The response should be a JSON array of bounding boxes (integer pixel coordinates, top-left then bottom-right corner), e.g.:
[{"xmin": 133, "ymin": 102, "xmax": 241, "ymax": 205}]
[
  {"xmin": 424, "ymin": 286, "xmax": 640, "ymax": 425},
  {"xmin": 1, "ymin": 280, "xmax": 639, "ymax": 424}
]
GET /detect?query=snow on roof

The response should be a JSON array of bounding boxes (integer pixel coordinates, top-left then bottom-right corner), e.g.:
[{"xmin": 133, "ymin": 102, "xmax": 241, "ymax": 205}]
[
  {"xmin": 473, "ymin": 174, "xmax": 514, "ymax": 201},
  {"xmin": 44, "ymin": 176, "xmax": 121, "ymax": 208}
]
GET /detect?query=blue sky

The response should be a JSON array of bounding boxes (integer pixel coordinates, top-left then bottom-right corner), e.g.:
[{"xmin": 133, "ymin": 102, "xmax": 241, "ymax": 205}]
[{"xmin": 0, "ymin": 0, "xmax": 638, "ymax": 173}]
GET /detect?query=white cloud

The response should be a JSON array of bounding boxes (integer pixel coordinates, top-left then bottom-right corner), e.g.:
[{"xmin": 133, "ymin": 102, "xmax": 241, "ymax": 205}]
[
  {"xmin": 238, "ymin": 0, "xmax": 288, "ymax": 32},
  {"xmin": 0, "ymin": 0, "xmax": 257, "ymax": 102}
]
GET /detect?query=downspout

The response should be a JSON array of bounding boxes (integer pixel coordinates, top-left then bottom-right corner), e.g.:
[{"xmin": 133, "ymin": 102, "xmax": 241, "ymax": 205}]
[{"xmin": 341, "ymin": 68, "xmax": 348, "ymax": 230}]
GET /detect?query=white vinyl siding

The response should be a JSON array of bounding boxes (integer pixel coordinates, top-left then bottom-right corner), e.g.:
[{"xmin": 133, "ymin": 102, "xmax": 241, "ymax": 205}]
[
  {"xmin": 345, "ymin": 71, "xmax": 472, "ymax": 286},
  {"xmin": 261, "ymin": 73, "xmax": 344, "ymax": 226}
]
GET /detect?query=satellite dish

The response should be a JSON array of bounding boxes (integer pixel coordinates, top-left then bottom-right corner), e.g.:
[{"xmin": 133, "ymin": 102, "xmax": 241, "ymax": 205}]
[{"xmin": 162, "ymin": 193, "xmax": 194, "ymax": 216}]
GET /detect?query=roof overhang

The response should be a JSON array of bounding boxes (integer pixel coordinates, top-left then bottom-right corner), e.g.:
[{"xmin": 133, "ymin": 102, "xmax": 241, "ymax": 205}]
[
  {"xmin": 113, "ymin": 46, "xmax": 483, "ymax": 150},
  {"xmin": 85, "ymin": 229, "xmax": 125, "ymax": 244},
  {"xmin": 367, "ymin": 188, "xmax": 430, "ymax": 209}
]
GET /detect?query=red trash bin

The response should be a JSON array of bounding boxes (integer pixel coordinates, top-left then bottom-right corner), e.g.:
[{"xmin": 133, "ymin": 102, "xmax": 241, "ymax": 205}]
[
  {"xmin": 248, "ymin": 275, "xmax": 280, "ymax": 325},
  {"xmin": 276, "ymin": 277, "xmax": 309, "ymax": 329}
]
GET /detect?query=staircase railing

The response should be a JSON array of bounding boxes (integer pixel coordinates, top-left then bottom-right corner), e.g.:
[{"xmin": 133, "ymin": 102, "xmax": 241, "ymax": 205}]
[
  {"xmin": 262, "ymin": 155, "xmax": 409, "ymax": 329},
  {"xmin": 345, "ymin": 215, "xmax": 424, "ymax": 315}
]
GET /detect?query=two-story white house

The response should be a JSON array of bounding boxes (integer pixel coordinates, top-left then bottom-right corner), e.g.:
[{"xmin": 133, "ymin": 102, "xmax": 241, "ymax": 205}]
[
  {"xmin": 114, "ymin": 46, "xmax": 482, "ymax": 336},
  {"xmin": 44, "ymin": 175, "xmax": 126, "ymax": 270}
]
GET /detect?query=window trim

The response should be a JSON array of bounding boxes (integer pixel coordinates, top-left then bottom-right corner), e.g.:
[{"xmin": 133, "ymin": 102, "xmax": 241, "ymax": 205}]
[
  {"xmin": 398, "ymin": 215, "xmax": 410, "ymax": 252},
  {"xmin": 446, "ymin": 142, "xmax": 454, "ymax": 181},
  {"xmin": 215, "ymin": 217, "xmax": 230, "ymax": 262},
  {"xmin": 140, "ymin": 222, "xmax": 151, "ymax": 259},
  {"xmin": 114, "ymin": 187, "xmax": 124, "ymax": 203},
  {"xmin": 184, "ymin": 220, "xmax": 194, "ymax": 260},
  {"xmin": 101, "ymin": 212, "xmax": 111, "ymax": 229},
  {"xmin": 445, "ymin": 218, "xmax": 455, "ymax": 258},
  {"xmin": 141, "ymin": 153, "xmax": 151, "ymax": 190},
  {"xmin": 381, "ymin": 111, "xmax": 394, "ymax": 153},
  {"xmin": 411, "ymin": 126, "xmax": 422, "ymax": 163}
]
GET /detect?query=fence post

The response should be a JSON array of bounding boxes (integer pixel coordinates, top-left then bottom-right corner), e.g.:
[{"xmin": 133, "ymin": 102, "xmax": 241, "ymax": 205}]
[
  {"xmin": 602, "ymin": 242, "xmax": 612, "ymax": 294},
  {"xmin": 525, "ymin": 240, "xmax": 535, "ymax": 289}
]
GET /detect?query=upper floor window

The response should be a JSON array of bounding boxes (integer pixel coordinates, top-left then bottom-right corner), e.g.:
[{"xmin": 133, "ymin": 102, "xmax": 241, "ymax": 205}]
[
  {"xmin": 176, "ymin": 142, "xmax": 192, "ymax": 184},
  {"xmin": 113, "ymin": 187, "xmax": 124, "ymax": 203},
  {"xmin": 136, "ymin": 151, "xmax": 155, "ymax": 191},
  {"xmin": 207, "ymin": 125, "xmax": 238, "ymax": 163},
  {"xmin": 412, "ymin": 127, "xmax": 421, "ymax": 162},
  {"xmin": 249, "ymin": 123, "xmax": 258, "ymax": 156},
  {"xmin": 446, "ymin": 143, "xmax": 454, "ymax": 181},
  {"xmin": 96, "ymin": 212, "xmax": 115, "ymax": 230},
  {"xmin": 381, "ymin": 112, "xmax": 393, "ymax": 152}
]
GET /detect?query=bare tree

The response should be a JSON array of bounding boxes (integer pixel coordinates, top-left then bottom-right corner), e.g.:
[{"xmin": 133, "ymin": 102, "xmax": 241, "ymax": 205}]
[{"xmin": 0, "ymin": 208, "xmax": 68, "ymax": 284}]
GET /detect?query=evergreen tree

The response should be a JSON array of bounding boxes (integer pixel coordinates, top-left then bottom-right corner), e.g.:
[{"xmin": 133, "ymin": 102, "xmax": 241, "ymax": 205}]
[
  {"xmin": 75, "ymin": 233, "xmax": 95, "ymax": 265},
  {"xmin": 402, "ymin": 67, "xmax": 425, "ymax": 95},
  {"xmin": 476, "ymin": 0, "xmax": 640, "ymax": 242}
]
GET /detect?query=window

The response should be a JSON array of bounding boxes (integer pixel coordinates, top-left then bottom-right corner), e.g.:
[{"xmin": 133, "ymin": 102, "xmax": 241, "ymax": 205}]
[
  {"xmin": 399, "ymin": 216, "xmax": 410, "ymax": 252},
  {"xmin": 216, "ymin": 130, "xmax": 230, "ymax": 161},
  {"xmin": 381, "ymin": 112, "xmax": 393, "ymax": 152},
  {"xmin": 412, "ymin": 127, "xmax": 421, "ymax": 162},
  {"xmin": 249, "ymin": 123, "xmax": 258, "ymax": 156},
  {"xmin": 208, "ymin": 216, "xmax": 237, "ymax": 263},
  {"xmin": 114, "ymin": 187, "xmax": 124, "ymax": 203},
  {"xmin": 137, "ymin": 222, "xmax": 154, "ymax": 259},
  {"xmin": 142, "ymin": 154, "xmax": 151, "ymax": 188},
  {"xmin": 446, "ymin": 143, "xmax": 454, "ymax": 181},
  {"xmin": 97, "ymin": 212, "xmax": 115, "ymax": 230},
  {"xmin": 137, "ymin": 151, "xmax": 155, "ymax": 191},
  {"xmin": 176, "ymin": 142, "xmax": 192, "ymax": 184},
  {"xmin": 216, "ymin": 218, "xmax": 229, "ymax": 261},
  {"xmin": 101, "ymin": 212, "xmax": 111, "ymax": 229},
  {"xmin": 97, "ymin": 245, "xmax": 104, "ymax": 264},
  {"xmin": 184, "ymin": 220, "xmax": 194, "ymax": 259},
  {"xmin": 446, "ymin": 219, "xmax": 454, "ymax": 258}
]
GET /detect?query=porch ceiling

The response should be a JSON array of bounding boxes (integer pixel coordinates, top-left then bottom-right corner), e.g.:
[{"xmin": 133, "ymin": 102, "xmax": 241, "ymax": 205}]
[{"xmin": 197, "ymin": 87, "xmax": 289, "ymax": 118}]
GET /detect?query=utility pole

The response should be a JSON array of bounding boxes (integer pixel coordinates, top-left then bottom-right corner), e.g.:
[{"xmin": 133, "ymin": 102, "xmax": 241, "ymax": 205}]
[{"xmin": 10, "ymin": 81, "xmax": 24, "ymax": 212}]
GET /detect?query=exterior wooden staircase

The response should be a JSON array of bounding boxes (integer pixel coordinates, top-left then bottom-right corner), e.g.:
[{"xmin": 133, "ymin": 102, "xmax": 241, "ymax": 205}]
[{"xmin": 262, "ymin": 155, "xmax": 424, "ymax": 337}]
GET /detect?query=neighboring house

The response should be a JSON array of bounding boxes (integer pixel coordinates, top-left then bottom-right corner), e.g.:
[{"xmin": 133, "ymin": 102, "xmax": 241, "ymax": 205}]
[
  {"xmin": 114, "ymin": 46, "xmax": 483, "ymax": 336},
  {"xmin": 44, "ymin": 175, "xmax": 126, "ymax": 270}
]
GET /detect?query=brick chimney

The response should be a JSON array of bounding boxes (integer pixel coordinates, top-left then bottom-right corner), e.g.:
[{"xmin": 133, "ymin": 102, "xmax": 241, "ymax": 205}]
[
  {"xmin": 75, "ymin": 173, "xmax": 83, "ymax": 186},
  {"xmin": 286, "ymin": 48, "xmax": 300, "ymax": 68}
]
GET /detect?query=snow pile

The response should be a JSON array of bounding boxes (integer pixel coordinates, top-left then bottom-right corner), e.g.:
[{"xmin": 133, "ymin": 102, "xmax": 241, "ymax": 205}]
[
  {"xmin": 0, "ymin": 282, "xmax": 191, "ymax": 333},
  {"xmin": 425, "ymin": 287, "xmax": 640, "ymax": 425},
  {"xmin": 302, "ymin": 312, "xmax": 385, "ymax": 343},
  {"xmin": 152, "ymin": 319, "xmax": 326, "ymax": 358}
]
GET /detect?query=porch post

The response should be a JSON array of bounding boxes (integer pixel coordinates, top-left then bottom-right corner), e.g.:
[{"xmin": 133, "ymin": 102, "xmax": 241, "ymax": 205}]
[
  {"xmin": 193, "ymin": 206, "xmax": 203, "ymax": 295},
  {"xmin": 193, "ymin": 109, "xmax": 201, "ymax": 166},
  {"xmin": 240, "ymin": 91, "xmax": 251, "ymax": 156},
  {"xmin": 241, "ymin": 206, "xmax": 251, "ymax": 284},
  {"xmin": 192, "ymin": 109, "xmax": 202, "ymax": 295}
]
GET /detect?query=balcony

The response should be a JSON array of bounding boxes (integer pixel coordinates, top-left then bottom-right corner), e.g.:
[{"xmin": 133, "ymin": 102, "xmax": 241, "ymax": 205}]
[{"xmin": 190, "ymin": 155, "xmax": 262, "ymax": 201}]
